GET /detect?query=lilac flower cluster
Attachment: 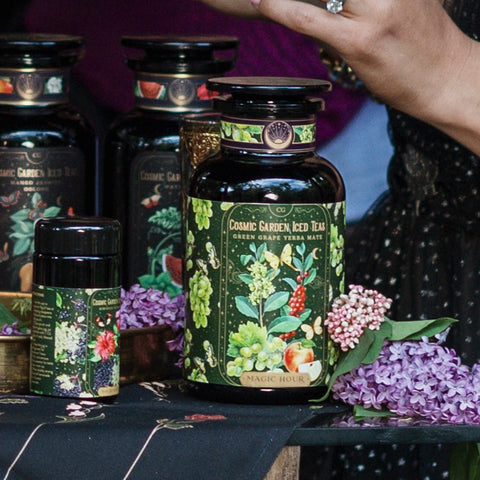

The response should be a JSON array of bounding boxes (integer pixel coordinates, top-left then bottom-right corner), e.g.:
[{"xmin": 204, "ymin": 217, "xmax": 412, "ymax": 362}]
[
  {"xmin": 1, "ymin": 321, "xmax": 22, "ymax": 335},
  {"xmin": 117, "ymin": 284, "xmax": 185, "ymax": 357},
  {"xmin": 325, "ymin": 284, "xmax": 392, "ymax": 351},
  {"xmin": 332, "ymin": 339, "xmax": 480, "ymax": 424}
]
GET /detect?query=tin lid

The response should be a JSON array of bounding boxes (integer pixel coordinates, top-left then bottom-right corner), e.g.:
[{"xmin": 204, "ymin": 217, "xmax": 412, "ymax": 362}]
[
  {"xmin": 34, "ymin": 217, "xmax": 121, "ymax": 256},
  {"xmin": 122, "ymin": 35, "xmax": 238, "ymax": 74},
  {"xmin": 0, "ymin": 33, "xmax": 84, "ymax": 68},
  {"xmin": 207, "ymin": 77, "xmax": 332, "ymax": 115}
]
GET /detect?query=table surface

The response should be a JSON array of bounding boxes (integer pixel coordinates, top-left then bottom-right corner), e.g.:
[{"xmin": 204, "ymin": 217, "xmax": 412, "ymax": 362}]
[
  {"xmin": 2, "ymin": 382, "xmax": 480, "ymax": 480},
  {"xmin": 290, "ymin": 406, "xmax": 480, "ymax": 446}
]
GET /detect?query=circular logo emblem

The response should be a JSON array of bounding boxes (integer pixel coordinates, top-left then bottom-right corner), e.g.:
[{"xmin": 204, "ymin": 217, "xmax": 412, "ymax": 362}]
[
  {"xmin": 263, "ymin": 121, "xmax": 294, "ymax": 150},
  {"xmin": 16, "ymin": 73, "xmax": 44, "ymax": 100},
  {"xmin": 168, "ymin": 78, "xmax": 196, "ymax": 106}
]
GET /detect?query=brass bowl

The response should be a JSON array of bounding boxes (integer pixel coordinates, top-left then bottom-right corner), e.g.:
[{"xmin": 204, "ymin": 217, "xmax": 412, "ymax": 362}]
[{"xmin": 0, "ymin": 334, "xmax": 30, "ymax": 394}]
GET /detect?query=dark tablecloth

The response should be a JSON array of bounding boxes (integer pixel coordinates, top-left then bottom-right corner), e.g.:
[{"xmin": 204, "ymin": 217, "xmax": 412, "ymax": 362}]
[{"xmin": 0, "ymin": 381, "xmax": 314, "ymax": 480}]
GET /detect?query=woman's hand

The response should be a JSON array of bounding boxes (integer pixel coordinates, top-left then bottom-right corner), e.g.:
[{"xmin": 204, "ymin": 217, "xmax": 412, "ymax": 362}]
[{"xmin": 200, "ymin": 0, "xmax": 480, "ymax": 155}]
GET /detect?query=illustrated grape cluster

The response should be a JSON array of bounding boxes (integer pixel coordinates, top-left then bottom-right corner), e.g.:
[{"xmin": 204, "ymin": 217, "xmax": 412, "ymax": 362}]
[
  {"xmin": 189, "ymin": 270, "xmax": 213, "ymax": 328},
  {"xmin": 191, "ymin": 198, "xmax": 212, "ymax": 230},
  {"xmin": 226, "ymin": 336, "xmax": 286, "ymax": 377},
  {"xmin": 93, "ymin": 357, "xmax": 117, "ymax": 391}
]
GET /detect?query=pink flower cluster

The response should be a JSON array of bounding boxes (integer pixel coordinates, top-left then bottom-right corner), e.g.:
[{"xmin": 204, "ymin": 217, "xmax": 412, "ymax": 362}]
[{"xmin": 325, "ymin": 284, "xmax": 392, "ymax": 351}]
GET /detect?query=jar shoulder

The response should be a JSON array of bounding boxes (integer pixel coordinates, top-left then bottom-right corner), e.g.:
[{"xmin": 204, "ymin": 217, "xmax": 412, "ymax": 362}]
[{"xmin": 189, "ymin": 153, "xmax": 345, "ymax": 203}]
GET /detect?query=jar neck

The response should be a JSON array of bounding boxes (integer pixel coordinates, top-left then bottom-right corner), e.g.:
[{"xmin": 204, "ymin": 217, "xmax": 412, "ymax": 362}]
[
  {"xmin": 132, "ymin": 71, "xmax": 217, "ymax": 112},
  {"xmin": 0, "ymin": 67, "xmax": 71, "ymax": 107},
  {"xmin": 219, "ymin": 113, "xmax": 316, "ymax": 155}
]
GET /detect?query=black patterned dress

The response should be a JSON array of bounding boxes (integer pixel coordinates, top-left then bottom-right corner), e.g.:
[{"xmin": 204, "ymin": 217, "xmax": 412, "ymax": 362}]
[{"xmin": 301, "ymin": 1, "xmax": 480, "ymax": 478}]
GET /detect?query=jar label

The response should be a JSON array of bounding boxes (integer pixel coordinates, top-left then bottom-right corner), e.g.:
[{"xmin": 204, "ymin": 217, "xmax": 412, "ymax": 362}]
[
  {"xmin": 127, "ymin": 151, "xmax": 183, "ymax": 293},
  {"xmin": 184, "ymin": 199, "xmax": 345, "ymax": 389},
  {"xmin": 30, "ymin": 285, "xmax": 121, "ymax": 398},
  {"xmin": 133, "ymin": 73, "xmax": 217, "ymax": 112},
  {"xmin": 220, "ymin": 115, "xmax": 316, "ymax": 153},
  {"xmin": 0, "ymin": 147, "xmax": 86, "ymax": 292},
  {"xmin": 0, "ymin": 68, "xmax": 70, "ymax": 106}
]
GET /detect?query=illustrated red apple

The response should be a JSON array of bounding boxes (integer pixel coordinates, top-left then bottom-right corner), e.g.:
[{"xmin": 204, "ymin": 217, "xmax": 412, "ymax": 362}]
[{"xmin": 283, "ymin": 341, "xmax": 315, "ymax": 373}]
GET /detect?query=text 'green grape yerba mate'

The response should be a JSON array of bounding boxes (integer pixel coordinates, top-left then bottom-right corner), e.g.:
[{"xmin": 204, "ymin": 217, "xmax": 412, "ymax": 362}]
[{"xmin": 184, "ymin": 77, "xmax": 346, "ymax": 404}]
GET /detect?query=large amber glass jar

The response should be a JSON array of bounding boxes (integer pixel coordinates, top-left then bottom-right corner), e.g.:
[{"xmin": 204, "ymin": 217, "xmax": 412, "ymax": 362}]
[
  {"xmin": 103, "ymin": 35, "xmax": 238, "ymax": 293},
  {"xmin": 0, "ymin": 34, "xmax": 96, "ymax": 293},
  {"xmin": 184, "ymin": 77, "xmax": 346, "ymax": 404}
]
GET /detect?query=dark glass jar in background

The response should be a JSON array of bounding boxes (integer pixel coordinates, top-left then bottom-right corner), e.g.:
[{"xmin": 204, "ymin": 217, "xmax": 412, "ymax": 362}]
[
  {"xmin": 30, "ymin": 216, "xmax": 121, "ymax": 399},
  {"xmin": 102, "ymin": 35, "xmax": 238, "ymax": 294},
  {"xmin": 0, "ymin": 33, "xmax": 96, "ymax": 293},
  {"xmin": 184, "ymin": 77, "xmax": 346, "ymax": 404}
]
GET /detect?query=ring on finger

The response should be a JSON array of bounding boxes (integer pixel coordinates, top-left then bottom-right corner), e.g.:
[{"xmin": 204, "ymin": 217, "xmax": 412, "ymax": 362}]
[{"xmin": 326, "ymin": 0, "xmax": 345, "ymax": 14}]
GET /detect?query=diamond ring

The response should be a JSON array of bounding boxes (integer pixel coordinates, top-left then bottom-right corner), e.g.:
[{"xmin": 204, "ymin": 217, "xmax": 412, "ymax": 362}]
[{"xmin": 326, "ymin": 0, "xmax": 345, "ymax": 14}]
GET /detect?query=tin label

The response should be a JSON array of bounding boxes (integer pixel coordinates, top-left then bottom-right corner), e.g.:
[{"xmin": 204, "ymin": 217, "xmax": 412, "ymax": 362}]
[
  {"xmin": 0, "ymin": 147, "xmax": 86, "ymax": 292},
  {"xmin": 0, "ymin": 68, "xmax": 69, "ymax": 106},
  {"xmin": 220, "ymin": 115, "xmax": 316, "ymax": 153},
  {"xmin": 133, "ymin": 73, "xmax": 217, "ymax": 112},
  {"xmin": 184, "ymin": 199, "xmax": 345, "ymax": 388},
  {"xmin": 127, "ymin": 151, "xmax": 183, "ymax": 293},
  {"xmin": 30, "ymin": 285, "xmax": 121, "ymax": 398}
]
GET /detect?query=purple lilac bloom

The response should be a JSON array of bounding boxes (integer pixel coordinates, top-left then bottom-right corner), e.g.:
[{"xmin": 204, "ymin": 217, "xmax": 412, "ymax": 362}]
[
  {"xmin": 1, "ymin": 321, "xmax": 22, "ymax": 335},
  {"xmin": 117, "ymin": 284, "xmax": 185, "ymax": 357},
  {"xmin": 332, "ymin": 339, "xmax": 480, "ymax": 425}
]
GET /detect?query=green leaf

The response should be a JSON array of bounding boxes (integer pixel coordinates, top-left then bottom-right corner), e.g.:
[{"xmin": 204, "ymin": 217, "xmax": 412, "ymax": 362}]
[
  {"xmin": 267, "ymin": 316, "xmax": 302, "ymax": 334},
  {"xmin": 304, "ymin": 253, "xmax": 313, "ymax": 272},
  {"xmin": 12, "ymin": 237, "xmax": 31, "ymax": 256},
  {"xmin": 362, "ymin": 321, "xmax": 393, "ymax": 364},
  {"xmin": 353, "ymin": 405, "xmax": 396, "ymax": 420},
  {"xmin": 0, "ymin": 303, "xmax": 21, "ymax": 324},
  {"xmin": 264, "ymin": 291, "xmax": 289, "ymax": 312},
  {"xmin": 296, "ymin": 243, "xmax": 306, "ymax": 256},
  {"xmin": 138, "ymin": 274, "xmax": 156, "ymax": 288},
  {"xmin": 43, "ymin": 206, "xmax": 61, "ymax": 217},
  {"xmin": 303, "ymin": 268, "xmax": 316, "ymax": 285},
  {"xmin": 55, "ymin": 292, "xmax": 62, "ymax": 308},
  {"xmin": 283, "ymin": 277, "xmax": 297, "ymax": 290},
  {"xmin": 387, "ymin": 317, "xmax": 458, "ymax": 341},
  {"xmin": 450, "ymin": 443, "xmax": 480, "ymax": 480},
  {"xmin": 299, "ymin": 308, "xmax": 312, "ymax": 322},
  {"xmin": 301, "ymin": 339, "xmax": 316, "ymax": 348},
  {"xmin": 240, "ymin": 254, "xmax": 254, "ymax": 266},
  {"xmin": 235, "ymin": 296, "xmax": 259, "ymax": 319},
  {"xmin": 238, "ymin": 273, "xmax": 253, "ymax": 285},
  {"xmin": 292, "ymin": 257, "xmax": 303, "ymax": 271},
  {"xmin": 10, "ymin": 209, "xmax": 30, "ymax": 222}
]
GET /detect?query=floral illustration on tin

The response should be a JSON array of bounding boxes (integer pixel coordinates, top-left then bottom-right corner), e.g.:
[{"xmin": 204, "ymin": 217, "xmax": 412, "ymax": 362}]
[
  {"xmin": 226, "ymin": 241, "xmax": 323, "ymax": 382},
  {"xmin": 53, "ymin": 290, "xmax": 119, "ymax": 397}
]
